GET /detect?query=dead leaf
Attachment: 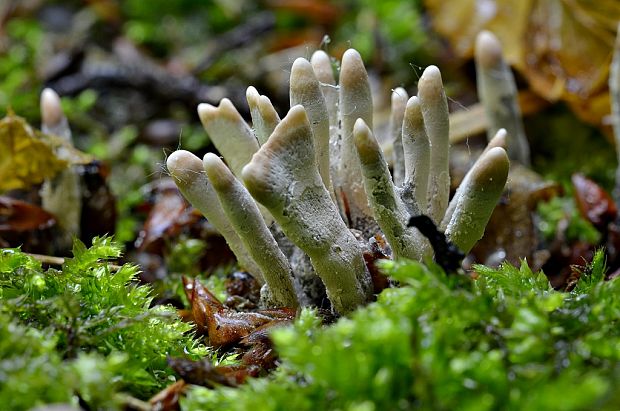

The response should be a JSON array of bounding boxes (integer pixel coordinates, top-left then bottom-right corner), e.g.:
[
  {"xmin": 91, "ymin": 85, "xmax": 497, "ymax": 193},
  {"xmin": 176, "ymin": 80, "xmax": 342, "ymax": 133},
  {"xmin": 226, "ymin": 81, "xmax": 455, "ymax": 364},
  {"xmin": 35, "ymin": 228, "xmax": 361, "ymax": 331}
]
[
  {"xmin": 0, "ymin": 196, "xmax": 56, "ymax": 232},
  {"xmin": 224, "ymin": 271, "xmax": 261, "ymax": 310},
  {"xmin": 425, "ymin": 0, "xmax": 620, "ymax": 128},
  {"xmin": 239, "ymin": 321, "xmax": 289, "ymax": 370},
  {"xmin": 183, "ymin": 277, "xmax": 295, "ymax": 348},
  {"xmin": 167, "ymin": 357, "xmax": 261, "ymax": 388},
  {"xmin": 0, "ymin": 111, "xmax": 91, "ymax": 192},
  {"xmin": 362, "ymin": 234, "xmax": 391, "ymax": 294},
  {"xmin": 266, "ymin": 0, "xmax": 342, "ymax": 24},
  {"xmin": 572, "ymin": 173, "xmax": 617, "ymax": 230},
  {"xmin": 134, "ymin": 180, "xmax": 191, "ymax": 253},
  {"xmin": 149, "ymin": 379, "xmax": 186, "ymax": 411}
]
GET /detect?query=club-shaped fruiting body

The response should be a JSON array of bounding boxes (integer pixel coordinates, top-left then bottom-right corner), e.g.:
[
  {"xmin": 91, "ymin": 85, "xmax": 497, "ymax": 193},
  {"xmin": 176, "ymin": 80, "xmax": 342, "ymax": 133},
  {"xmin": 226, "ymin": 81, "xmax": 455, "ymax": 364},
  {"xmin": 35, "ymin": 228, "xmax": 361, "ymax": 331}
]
[
  {"xmin": 290, "ymin": 58, "xmax": 332, "ymax": 195},
  {"xmin": 354, "ymin": 118, "xmax": 427, "ymax": 260},
  {"xmin": 246, "ymin": 86, "xmax": 280, "ymax": 145},
  {"xmin": 417, "ymin": 66, "xmax": 451, "ymax": 225},
  {"xmin": 197, "ymin": 99, "xmax": 260, "ymax": 177},
  {"xmin": 166, "ymin": 150, "xmax": 264, "ymax": 280},
  {"xmin": 401, "ymin": 96, "xmax": 430, "ymax": 215},
  {"xmin": 39, "ymin": 88, "xmax": 82, "ymax": 244},
  {"xmin": 338, "ymin": 49, "xmax": 377, "ymax": 232},
  {"xmin": 390, "ymin": 88, "xmax": 408, "ymax": 187},
  {"xmin": 475, "ymin": 31, "xmax": 530, "ymax": 166},
  {"xmin": 242, "ymin": 106, "xmax": 370, "ymax": 313},
  {"xmin": 169, "ymin": 47, "xmax": 509, "ymax": 314},
  {"xmin": 203, "ymin": 153, "xmax": 299, "ymax": 308},
  {"xmin": 443, "ymin": 146, "xmax": 509, "ymax": 253}
]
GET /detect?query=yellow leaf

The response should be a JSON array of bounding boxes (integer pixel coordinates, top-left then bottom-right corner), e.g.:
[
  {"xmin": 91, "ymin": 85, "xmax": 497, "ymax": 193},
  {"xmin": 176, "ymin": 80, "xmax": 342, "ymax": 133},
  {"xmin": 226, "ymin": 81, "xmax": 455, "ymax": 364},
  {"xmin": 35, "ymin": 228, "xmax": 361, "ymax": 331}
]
[
  {"xmin": 0, "ymin": 111, "xmax": 91, "ymax": 192},
  {"xmin": 425, "ymin": 0, "xmax": 620, "ymax": 128}
]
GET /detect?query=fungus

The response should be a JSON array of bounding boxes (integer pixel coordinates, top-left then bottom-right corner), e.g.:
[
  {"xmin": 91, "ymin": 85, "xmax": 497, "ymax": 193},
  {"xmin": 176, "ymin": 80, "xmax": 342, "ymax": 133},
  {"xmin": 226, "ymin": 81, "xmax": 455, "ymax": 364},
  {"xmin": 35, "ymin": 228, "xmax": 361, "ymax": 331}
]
[
  {"xmin": 475, "ymin": 30, "xmax": 530, "ymax": 166},
  {"xmin": 39, "ymin": 88, "xmax": 82, "ymax": 247},
  {"xmin": 204, "ymin": 153, "xmax": 298, "ymax": 308},
  {"xmin": 169, "ymin": 48, "xmax": 509, "ymax": 314}
]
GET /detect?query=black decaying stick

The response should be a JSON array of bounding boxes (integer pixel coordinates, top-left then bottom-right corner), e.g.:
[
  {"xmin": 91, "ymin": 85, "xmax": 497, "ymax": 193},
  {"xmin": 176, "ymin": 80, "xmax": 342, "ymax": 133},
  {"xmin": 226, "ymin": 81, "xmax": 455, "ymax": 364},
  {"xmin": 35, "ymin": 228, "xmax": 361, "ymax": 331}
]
[{"xmin": 407, "ymin": 215, "xmax": 464, "ymax": 273}]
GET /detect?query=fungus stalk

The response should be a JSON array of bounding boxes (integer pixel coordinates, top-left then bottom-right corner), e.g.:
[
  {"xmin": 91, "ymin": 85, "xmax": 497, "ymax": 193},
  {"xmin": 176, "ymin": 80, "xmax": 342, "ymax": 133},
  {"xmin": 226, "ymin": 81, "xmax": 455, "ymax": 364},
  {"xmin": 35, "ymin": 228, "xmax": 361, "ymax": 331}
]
[
  {"xmin": 203, "ymin": 153, "xmax": 298, "ymax": 308},
  {"xmin": 40, "ymin": 88, "xmax": 82, "ymax": 244},
  {"xmin": 338, "ymin": 49, "xmax": 376, "ymax": 231},
  {"xmin": 198, "ymin": 98, "xmax": 273, "ymax": 223},
  {"xmin": 441, "ymin": 128, "xmax": 507, "ymax": 230},
  {"xmin": 170, "ymin": 47, "xmax": 511, "ymax": 314},
  {"xmin": 166, "ymin": 150, "xmax": 264, "ymax": 281},
  {"xmin": 417, "ymin": 66, "xmax": 450, "ymax": 224},
  {"xmin": 390, "ymin": 87, "xmax": 409, "ymax": 187},
  {"xmin": 311, "ymin": 50, "xmax": 341, "ymax": 210},
  {"xmin": 197, "ymin": 99, "xmax": 260, "ymax": 177},
  {"xmin": 242, "ymin": 106, "xmax": 370, "ymax": 314},
  {"xmin": 444, "ymin": 147, "xmax": 509, "ymax": 253},
  {"xmin": 246, "ymin": 86, "xmax": 280, "ymax": 146},
  {"xmin": 354, "ymin": 119, "xmax": 427, "ymax": 260},
  {"xmin": 354, "ymin": 66, "xmax": 508, "ymax": 259},
  {"xmin": 290, "ymin": 58, "xmax": 332, "ymax": 195},
  {"xmin": 401, "ymin": 96, "xmax": 430, "ymax": 214},
  {"xmin": 475, "ymin": 31, "xmax": 530, "ymax": 166}
]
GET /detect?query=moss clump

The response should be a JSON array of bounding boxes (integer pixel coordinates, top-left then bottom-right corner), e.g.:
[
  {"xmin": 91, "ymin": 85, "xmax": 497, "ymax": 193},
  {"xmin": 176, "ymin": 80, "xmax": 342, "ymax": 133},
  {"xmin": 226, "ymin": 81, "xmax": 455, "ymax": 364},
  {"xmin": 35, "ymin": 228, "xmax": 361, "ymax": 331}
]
[
  {"xmin": 0, "ymin": 237, "xmax": 199, "ymax": 409},
  {"xmin": 184, "ymin": 251, "xmax": 620, "ymax": 411}
]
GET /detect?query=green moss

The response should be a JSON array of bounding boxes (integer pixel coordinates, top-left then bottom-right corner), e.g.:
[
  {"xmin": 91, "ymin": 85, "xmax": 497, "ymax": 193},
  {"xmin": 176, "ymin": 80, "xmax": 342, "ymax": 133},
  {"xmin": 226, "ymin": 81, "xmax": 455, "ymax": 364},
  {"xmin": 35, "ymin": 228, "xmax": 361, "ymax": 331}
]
[
  {"xmin": 0, "ymin": 237, "xmax": 201, "ymax": 408},
  {"xmin": 536, "ymin": 196, "xmax": 601, "ymax": 244},
  {"xmin": 528, "ymin": 105, "xmax": 616, "ymax": 189},
  {"xmin": 184, "ymin": 252, "xmax": 620, "ymax": 410},
  {"xmin": 0, "ymin": 18, "xmax": 43, "ymax": 119}
]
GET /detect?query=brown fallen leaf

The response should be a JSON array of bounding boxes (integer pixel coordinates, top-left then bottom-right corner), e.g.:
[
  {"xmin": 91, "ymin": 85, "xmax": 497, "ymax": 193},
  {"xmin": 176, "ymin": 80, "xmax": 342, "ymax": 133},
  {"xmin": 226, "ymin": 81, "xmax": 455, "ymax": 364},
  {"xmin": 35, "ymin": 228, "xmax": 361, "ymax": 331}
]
[
  {"xmin": 134, "ymin": 179, "xmax": 194, "ymax": 253},
  {"xmin": 132, "ymin": 178, "xmax": 236, "ymax": 281},
  {"xmin": 183, "ymin": 277, "xmax": 296, "ymax": 347},
  {"xmin": 167, "ymin": 318, "xmax": 290, "ymax": 389},
  {"xmin": 0, "ymin": 196, "xmax": 57, "ymax": 254},
  {"xmin": 149, "ymin": 379, "xmax": 187, "ymax": 411},
  {"xmin": 546, "ymin": 240, "xmax": 594, "ymax": 290},
  {"xmin": 224, "ymin": 271, "xmax": 262, "ymax": 310},
  {"xmin": 0, "ymin": 196, "xmax": 55, "ymax": 232},
  {"xmin": 266, "ymin": 0, "xmax": 342, "ymax": 24},
  {"xmin": 239, "ymin": 321, "xmax": 290, "ymax": 370},
  {"xmin": 167, "ymin": 357, "xmax": 261, "ymax": 388},
  {"xmin": 362, "ymin": 233, "xmax": 392, "ymax": 294},
  {"xmin": 572, "ymin": 173, "xmax": 617, "ymax": 230}
]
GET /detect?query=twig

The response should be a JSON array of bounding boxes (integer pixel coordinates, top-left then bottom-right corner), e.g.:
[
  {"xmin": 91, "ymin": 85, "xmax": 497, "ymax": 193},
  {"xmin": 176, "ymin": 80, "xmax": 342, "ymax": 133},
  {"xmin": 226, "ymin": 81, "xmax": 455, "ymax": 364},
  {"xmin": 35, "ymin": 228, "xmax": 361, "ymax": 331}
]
[
  {"xmin": 114, "ymin": 393, "xmax": 152, "ymax": 411},
  {"xmin": 26, "ymin": 252, "xmax": 123, "ymax": 272},
  {"xmin": 449, "ymin": 90, "xmax": 548, "ymax": 144},
  {"xmin": 407, "ymin": 215, "xmax": 464, "ymax": 273}
]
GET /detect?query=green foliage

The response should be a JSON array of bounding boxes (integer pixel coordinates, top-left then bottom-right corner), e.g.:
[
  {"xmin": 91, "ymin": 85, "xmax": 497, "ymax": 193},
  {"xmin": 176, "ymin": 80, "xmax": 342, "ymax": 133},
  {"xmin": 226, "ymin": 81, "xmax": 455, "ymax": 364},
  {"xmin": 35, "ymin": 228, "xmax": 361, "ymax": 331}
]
[
  {"xmin": 0, "ymin": 18, "xmax": 43, "ymax": 119},
  {"xmin": 120, "ymin": 0, "xmax": 247, "ymax": 57},
  {"xmin": 184, "ymin": 252, "xmax": 620, "ymax": 410},
  {"xmin": 0, "ymin": 237, "xmax": 200, "ymax": 409},
  {"xmin": 528, "ymin": 105, "xmax": 616, "ymax": 189},
  {"xmin": 0, "ymin": 313, "xmax": 128, "ymax": 410},
  {"xmin": 333, "ymin": 0, "xmax": 426, "ymax": 84},
  {"xmin": 536, "ymin": 196, "xmax": 601, "ymax": 244},
  {"xmin": 152, "ymin": 235, "xmax": 230, "ymax": 306}
]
